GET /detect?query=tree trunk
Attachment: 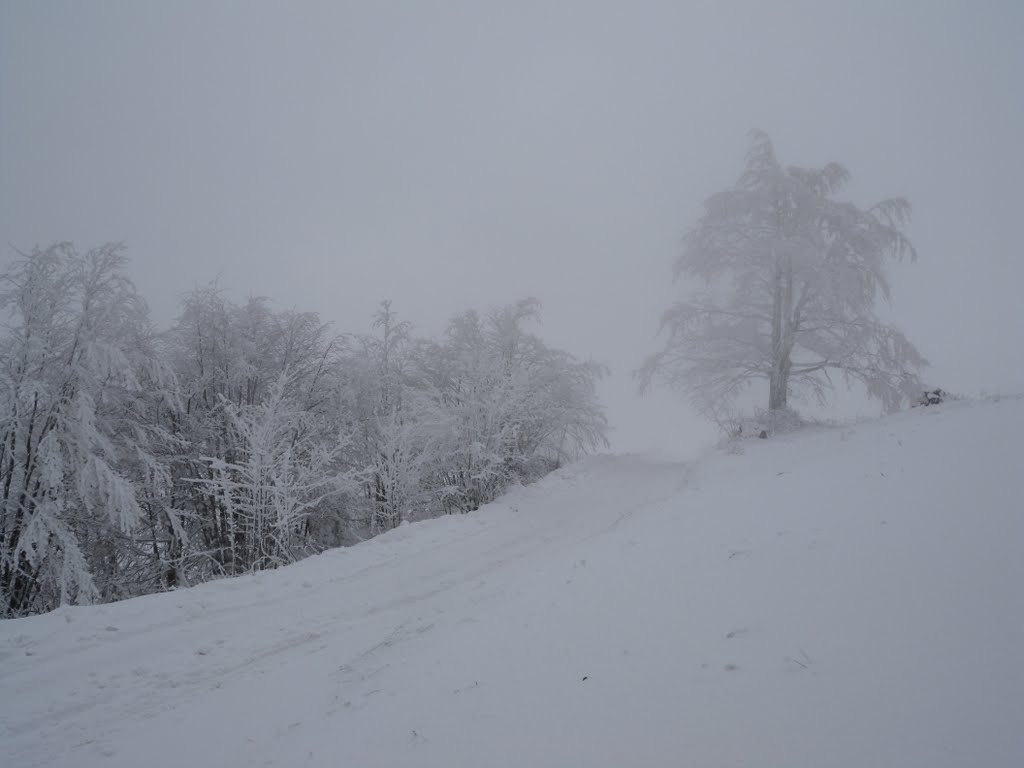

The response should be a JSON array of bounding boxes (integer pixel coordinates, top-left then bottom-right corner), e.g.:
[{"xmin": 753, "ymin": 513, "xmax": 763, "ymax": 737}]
[
  {"xmin": 768, "ymin": 255, "xmax": 794, "ymax": 413},
  {"xmin": 768, "ymin": 366, "xmax": 788, "ymax": 411},
  {"xmin": 769, "ymin": 260, "xmax": 785, "ymax": 411}
]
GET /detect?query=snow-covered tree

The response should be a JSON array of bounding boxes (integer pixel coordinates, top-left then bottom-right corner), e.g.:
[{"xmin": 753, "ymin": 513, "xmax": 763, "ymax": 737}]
[
  {"xmin": 429, "ymin": 299, "xmax": 607, "ymax": 512},
  {"xmin": 193, "ymin": 373, "xmax": 346, "ymax": 572},
  {"xmin": 163, "ymin": 285, "xmax": 345, "ymax": 577},
  {"xmin": 0, "ymin": 244, "xmax": 163, "ymax": 616},
  {"xmin": 641, "ymin": 132, "xmax": 926, "ymax": 419},
  {"xmin": 340, "ymin": 302, "xmax": 444, "ymax": 533},
  {"xmin": 0, "ymin": 249, "xmax": 611, "ymax": 615}
]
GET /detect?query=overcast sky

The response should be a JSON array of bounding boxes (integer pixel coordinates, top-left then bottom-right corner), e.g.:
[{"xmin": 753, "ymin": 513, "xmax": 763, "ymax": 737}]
[{"xmin": 1, "ymin": 0, "xmax": 1021, "ymax": 455}]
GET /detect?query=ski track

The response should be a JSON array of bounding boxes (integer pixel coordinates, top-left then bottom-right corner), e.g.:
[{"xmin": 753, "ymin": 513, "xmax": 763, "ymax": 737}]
[{"xmin": 1, "ymin": 455, "xmax": 689, "ymax": 767}]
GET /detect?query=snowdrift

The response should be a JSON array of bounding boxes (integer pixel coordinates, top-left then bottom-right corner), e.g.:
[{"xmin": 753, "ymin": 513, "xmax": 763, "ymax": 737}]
[{"xmin": 2, "ymin": 398, "xmax": 1021, "ymax": 767}]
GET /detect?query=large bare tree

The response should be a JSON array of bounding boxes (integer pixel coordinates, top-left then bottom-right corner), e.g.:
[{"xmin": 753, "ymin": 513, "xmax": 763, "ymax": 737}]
[{"xmin": 642, "ymin": 132, "xmax": 926, "ymax": 420}]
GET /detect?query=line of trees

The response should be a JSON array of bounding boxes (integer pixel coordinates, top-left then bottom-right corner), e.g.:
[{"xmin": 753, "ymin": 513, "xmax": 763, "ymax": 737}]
[{"xmin": 0, "ymin": 244, "xmax": 608, "ymax": 617}]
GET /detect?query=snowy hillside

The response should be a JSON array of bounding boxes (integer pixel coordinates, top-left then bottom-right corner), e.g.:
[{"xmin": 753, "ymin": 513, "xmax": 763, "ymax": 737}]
[{"xmin": 2, "ymin": 398, "xmax": 1022, "ymax": 768}]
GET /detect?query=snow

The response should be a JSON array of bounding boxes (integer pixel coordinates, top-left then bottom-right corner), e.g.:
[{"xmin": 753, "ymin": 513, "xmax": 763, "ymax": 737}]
[{"xmin": 2, "ymin": 398, "xmax": 1022, "ymax": 767}]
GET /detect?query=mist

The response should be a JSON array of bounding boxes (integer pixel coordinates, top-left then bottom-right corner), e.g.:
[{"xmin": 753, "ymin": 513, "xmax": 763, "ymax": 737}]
[
  {"xmin": 2, "ymin": 0, "xmax": 1022, "ymax": 455},
  {"xmin": 3, "ymin": 5, "xmax": 1024, "ymax": 765}
]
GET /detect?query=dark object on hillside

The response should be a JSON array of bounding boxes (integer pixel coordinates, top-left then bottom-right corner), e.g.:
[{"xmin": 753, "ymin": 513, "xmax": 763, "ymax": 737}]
[
  {"xmin": 758, "ymin": 429, "xmax": 768, "ymax": 439},
  {"xmin": 916, "ymin": 388, "xmax": 946, "ymax": 407}
]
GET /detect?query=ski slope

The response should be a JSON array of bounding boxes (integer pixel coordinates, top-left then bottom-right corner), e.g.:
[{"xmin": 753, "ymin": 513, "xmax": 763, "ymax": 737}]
[{"xmin": 2, "ymin": 398, "xmax": 1022, "ymax": 767}]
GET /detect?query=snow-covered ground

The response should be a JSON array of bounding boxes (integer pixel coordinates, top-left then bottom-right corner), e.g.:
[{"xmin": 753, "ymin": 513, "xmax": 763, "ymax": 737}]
[{"xmin": 2, "ymin": 398, "xmax": 1022, "ymax": 767}]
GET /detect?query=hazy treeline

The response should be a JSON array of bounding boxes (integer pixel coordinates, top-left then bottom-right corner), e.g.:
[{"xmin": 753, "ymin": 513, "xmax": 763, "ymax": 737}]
[{"xmin": 0, "ymin": 243, "xmax": 608, "ymax": 617}]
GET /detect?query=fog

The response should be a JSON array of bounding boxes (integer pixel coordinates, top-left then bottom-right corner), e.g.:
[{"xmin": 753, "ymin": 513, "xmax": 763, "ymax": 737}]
[{"xmin": 2, "ymin": 0, "xmax": 1021, "ymax": 455}]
